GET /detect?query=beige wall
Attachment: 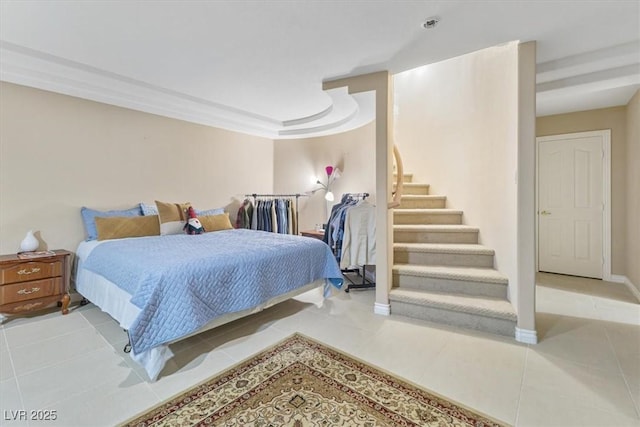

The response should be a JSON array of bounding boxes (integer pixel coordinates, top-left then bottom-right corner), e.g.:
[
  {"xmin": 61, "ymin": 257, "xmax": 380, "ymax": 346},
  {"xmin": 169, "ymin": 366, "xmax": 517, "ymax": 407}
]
[
  {"xmin": 273, "ymin": 121, "xmax": 376, "ymax": 234},
  {"xmin": 626, "ymin": 90, "xmax": 640, "ymax": 290},
  {"xmin": 537, "ymin": 106, "xmax": 627, "ymax": 276},
  {"xmin": 0, "ymin": 82, "xmax": 274, "ymax": 254},
  {"xmin": 394, "ymin": 43, "xmax": 521, "ymax": 306}
]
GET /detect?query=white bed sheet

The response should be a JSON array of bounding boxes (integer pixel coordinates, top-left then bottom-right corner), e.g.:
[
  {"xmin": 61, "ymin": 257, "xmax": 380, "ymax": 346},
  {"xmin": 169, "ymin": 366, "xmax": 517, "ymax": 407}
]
[{"xmin": 75, "ymin": 239, "xmax": 324, "ymax": 381}]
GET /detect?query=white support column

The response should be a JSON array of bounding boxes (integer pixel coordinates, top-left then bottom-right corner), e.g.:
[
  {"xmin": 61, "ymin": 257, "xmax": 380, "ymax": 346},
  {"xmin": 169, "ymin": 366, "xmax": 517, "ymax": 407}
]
[
  {"xmin": 323, "ymin": 72, "xmax": 393, "ymax": 316},
  {"xmin": 516, "ymin": 41, "xmax": 537, "ymax": 337}
]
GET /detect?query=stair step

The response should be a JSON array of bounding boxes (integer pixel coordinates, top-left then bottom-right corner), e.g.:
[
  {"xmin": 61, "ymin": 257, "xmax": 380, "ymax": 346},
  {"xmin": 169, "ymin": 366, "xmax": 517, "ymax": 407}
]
[
  {"xmin": 397, "ymin": 195, "xmax": 446, "ymax": 209},
  {"xmin": 393, "ymin": 183, "xmax": 430, "ymax": 195},
  {"xmin": 390, "ymin": 288, "xmax": 515, "ymax": 319},
  {"xmin": 392, "ymin": 265, "xmax": 507, "ymax": 297},
  {"xmin": 394, "ymin": 225, "xmax": 479, "ymax": 244},
  {"xmin": 393, "ymin": 243, "xmax": 495, "ymax": 256},
  {"xmin": 393, "ymin": 173, "xmax": 413, "ymax": 183},
  {"xmin": 393, "ymin": 264, "xmax": 509, "ymax": 285},
  {"xmin": 389, "ymin": 288, "xmax": 516, "ymax": 336},
  {"xmin": 393, "ymin": 265, "xmax": 507, "ymax": 283},
  {"xmin": 393, "ymin": 243, "xmax": 494, "ymax": 267},
  {"xmin": 393, "ymin": 209, "xmax": 462, "ymax": 225},
  {"xmin": 390, "ymin": 171, "xmax": 515, "ymax": 337}
]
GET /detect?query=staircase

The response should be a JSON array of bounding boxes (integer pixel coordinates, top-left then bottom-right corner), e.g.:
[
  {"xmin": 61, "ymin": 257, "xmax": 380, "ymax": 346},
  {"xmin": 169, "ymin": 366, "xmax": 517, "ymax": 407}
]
[{"xmin": 390, "ymin": 173, "xmax": 517, "ymax": 337}]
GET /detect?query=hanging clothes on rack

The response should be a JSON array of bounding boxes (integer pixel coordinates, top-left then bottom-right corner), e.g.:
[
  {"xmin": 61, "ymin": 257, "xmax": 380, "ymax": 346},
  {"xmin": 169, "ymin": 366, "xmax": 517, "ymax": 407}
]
[
  {"xmin": 291, "ymin": 199, "xmax": 298, "ymax": 235},
  {"xmin": 270, "ymin": 201, "xmax": 277, "ymax": 233},
  {"xmin": 256, "ymin": 199, "xmax": 274, "ymax": 232},
  {"xmin": 324, "ymin": 194, "xmax": 354, "ymax": 249},
  {"xmin": 276, "ymin": 199, "xmax": 287, "ymax": 234},
  {"xmin": 287, "ymin": 200, "xmax": 294, "ymax": 234},
  {"xmin": 241, "ymin": 194, "xmax": 306, "ymax": 235},
  {"xmin": 323, "ymin": 193, "xmax": 374, "ymax": 264},
  {"xmin": 340, "ymin": 199, "xmax": 376, "ymax": 269},
  {"xmin": 235, "ymin": 199, "xmax": 254, "ymax": 229},
  {"xmin": 323, "ymin": 193, "xmax": 375, "ymax": 291}
]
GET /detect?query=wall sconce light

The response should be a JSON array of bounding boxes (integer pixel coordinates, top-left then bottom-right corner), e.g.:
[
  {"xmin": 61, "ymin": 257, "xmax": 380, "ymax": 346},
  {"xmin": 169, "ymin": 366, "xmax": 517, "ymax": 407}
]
[
  {"xmin": 324, "ymin": 191, "xmax": 334, "ymax": 202},
  {"xmin": 308, "ymin": 165, "xmax": 341, "ymax": 202}
]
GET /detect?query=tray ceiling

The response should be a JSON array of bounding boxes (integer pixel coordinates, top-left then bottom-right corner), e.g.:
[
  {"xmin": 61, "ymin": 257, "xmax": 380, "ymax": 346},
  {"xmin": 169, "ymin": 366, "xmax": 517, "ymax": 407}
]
[{"xmin": 1, "ymin": 1, "xmax": 638, "ymax": 138}]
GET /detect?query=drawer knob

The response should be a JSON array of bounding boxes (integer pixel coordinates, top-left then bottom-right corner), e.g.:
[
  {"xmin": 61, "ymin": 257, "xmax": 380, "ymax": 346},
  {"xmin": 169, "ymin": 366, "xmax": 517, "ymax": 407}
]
[
  {"xmin": 17, "ymin": 267, "xmax": 41, "ymax": 275},
  {"xmin": 17, "ymin": 287, "xmax": 41, "ymax": 295}
]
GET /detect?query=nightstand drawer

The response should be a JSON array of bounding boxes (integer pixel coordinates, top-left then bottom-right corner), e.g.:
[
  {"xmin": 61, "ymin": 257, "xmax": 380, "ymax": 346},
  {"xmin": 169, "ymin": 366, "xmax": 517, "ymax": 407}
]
[
  {"xmin": 0, "ymin": 260, "xmax": 62, "ymax": 284},
  {"xmin": 0, "ymin": 277, "xmax": 60, "ymax": 305}
]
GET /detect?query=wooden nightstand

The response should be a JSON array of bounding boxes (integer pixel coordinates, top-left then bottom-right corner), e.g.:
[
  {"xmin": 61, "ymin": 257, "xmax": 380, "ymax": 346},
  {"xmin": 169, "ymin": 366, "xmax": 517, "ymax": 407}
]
[
  {"xmin": 300, "ymin": 230, "xmax": 325, "ymax": 240},
  {"xmin": 0, "ymin": 250, "xmax": 71, "ymax": 317}
]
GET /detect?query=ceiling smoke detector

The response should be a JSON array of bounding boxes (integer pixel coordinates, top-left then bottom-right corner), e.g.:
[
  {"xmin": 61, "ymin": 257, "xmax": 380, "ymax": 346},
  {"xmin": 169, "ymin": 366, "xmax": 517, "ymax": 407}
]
[{"xmin": 422, "ymin": 17, "xmax": 440, "ymax": 29}]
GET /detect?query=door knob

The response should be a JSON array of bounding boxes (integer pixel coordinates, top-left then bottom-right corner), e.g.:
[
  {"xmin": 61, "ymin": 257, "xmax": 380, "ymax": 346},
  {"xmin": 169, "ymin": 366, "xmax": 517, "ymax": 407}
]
[{"xmin": 540, "ymin": 210, "xmax": 551, "ymax": 215}]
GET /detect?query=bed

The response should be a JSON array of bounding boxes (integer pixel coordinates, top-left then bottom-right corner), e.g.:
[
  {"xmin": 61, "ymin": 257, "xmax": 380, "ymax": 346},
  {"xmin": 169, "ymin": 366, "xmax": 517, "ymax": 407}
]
[{"xmin": 75, "ymin": 228, "xmax": 343, "ymax": 380}]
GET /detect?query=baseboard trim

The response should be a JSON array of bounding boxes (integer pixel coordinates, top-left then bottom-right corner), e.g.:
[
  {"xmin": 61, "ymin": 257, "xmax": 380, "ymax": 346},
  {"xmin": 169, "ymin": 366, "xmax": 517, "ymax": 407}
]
[
  {"xmin": 515, "ymin": 327, "xmax": 538, "ymax": 344},
  {"xmin": 610, "ymin": 275, "xmax": 640, "ymax": 303},
  {"xmin": 374, "ymin": 302, "xmax": 391, "ymax": 316}
]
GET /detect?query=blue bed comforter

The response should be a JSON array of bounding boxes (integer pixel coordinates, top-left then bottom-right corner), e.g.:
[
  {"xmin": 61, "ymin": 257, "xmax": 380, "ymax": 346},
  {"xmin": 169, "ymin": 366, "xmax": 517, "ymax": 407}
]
[{"xmin": 82, "ymin": 229, "xmax": 343, "ymax": 354}]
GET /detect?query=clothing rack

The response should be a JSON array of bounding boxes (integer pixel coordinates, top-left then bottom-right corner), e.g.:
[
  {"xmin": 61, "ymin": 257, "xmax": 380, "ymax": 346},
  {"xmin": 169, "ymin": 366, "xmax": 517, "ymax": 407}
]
[
  {"xmin": 342, "ymin": 192, "xmax": 369, "ymax": 200},
  {"xmin": 244, "ymin": 193, "xmax": 307, "ymax": 234},
  {"xmin": 245, "ymin": 193, "xmax": 307, "ymax": 200},
  {"xmin": 334, "ymin": 192, "xmax": 374, "ymax": 292},
  {"xmin": 342, "ymin": 266, "xmax": 375, "ymax": 292}
]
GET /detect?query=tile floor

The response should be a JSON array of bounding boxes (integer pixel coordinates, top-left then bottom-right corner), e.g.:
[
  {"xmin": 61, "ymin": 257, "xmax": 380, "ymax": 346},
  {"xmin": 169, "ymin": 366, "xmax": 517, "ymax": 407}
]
[{"xmin": 0, "ymin": 273, "xmax": 638, "ymax": 426}]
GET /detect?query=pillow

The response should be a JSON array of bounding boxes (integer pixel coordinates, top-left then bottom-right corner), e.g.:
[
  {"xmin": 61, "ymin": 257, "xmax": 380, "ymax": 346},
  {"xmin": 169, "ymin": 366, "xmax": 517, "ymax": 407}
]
[
  {"xmin": 141, "ymin": 203, "xmax": 223, "ymax": 217},
  {"xmin": 196, "ymin": 207, "xmax": 225, "ymax": 216},
  {"xmin": 81, "ymin": 206, "xmax": 142, "ymax": 241},
  {"xmin": 95, "ymin": 215, "xmax": 160, "ymax": 241},
  {"xmin": 155, "ymin": 200, "xmax": 191, "ymax": 235},
  {"xmin": 140, "ymin": 203, "xmax": 158, "ymax": 216},
  {"xmin": 199, "ymin": 213, "xmax": 234, "ymax": 232}
]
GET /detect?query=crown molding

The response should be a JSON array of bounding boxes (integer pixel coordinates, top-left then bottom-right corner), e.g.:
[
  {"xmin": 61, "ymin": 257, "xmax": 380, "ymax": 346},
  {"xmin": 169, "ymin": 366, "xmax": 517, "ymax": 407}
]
[
  {"xmin": 0, "ymin": 41, "xmax": 372, "ymax": 139},
  {"xmin": 536, "ymin": 41, "xmax": 640, "ymax": 116}
]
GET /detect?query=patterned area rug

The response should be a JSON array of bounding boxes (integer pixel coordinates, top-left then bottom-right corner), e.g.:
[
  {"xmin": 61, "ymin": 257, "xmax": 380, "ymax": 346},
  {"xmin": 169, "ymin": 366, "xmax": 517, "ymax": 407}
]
[{"xmin": 122, "ymin": 333, "xmax": 507, "ymax": 426}]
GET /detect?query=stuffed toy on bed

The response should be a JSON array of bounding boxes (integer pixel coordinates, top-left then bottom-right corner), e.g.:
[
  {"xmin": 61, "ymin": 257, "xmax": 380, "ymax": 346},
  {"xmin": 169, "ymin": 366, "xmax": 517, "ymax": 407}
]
[{"xmin": 183, "ymin": 206, "xmax": 205, "ymax": 235}]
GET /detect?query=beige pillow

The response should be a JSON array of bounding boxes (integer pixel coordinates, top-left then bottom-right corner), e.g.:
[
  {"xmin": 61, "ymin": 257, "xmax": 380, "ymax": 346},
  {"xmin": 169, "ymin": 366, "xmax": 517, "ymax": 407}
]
[
  {"xmin": 155, "ymin": 201, "xmax": 191, "ymax": 235},
  {"xmin": 95, "ymin": 215, "xmax": 160, "ymax": 241},
  {"xmin": 200, "ymin": 213, "xmax": 233, "ymax": 232}
]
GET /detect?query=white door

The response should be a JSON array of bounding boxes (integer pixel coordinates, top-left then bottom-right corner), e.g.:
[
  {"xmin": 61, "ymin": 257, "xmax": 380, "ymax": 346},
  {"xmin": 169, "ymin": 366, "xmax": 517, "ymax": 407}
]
[{"xmin": 537, "ymin": 131, "xmax": 607, "ymax": 279}]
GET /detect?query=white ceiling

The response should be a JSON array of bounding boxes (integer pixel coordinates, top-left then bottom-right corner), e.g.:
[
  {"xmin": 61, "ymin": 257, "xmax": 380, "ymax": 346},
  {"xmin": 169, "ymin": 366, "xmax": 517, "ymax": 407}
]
[{"xmin": 1, "ymin": 1, "xmax": 638, "ymax": 138}]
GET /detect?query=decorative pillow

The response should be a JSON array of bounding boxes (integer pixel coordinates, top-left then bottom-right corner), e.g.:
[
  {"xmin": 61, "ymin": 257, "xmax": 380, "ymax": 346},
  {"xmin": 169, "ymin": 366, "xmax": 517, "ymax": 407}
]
[
  {"xmin": 199, "ymin": 213, "xmax": 234, "ymax": 232},
  {"xmin": 155, "ymin": 200, "xmax": 191, "ymax": 235},
  {"xmin": 95, "ymin": 215, "xmax": 160, "ymax": 241},
  {"xmin": 140, "ymin": 203, "xmax": 158, "ymax": 216},
  {"xmin": 80, "ymin": 206, "xmax": 142, "ymax": 241}
]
